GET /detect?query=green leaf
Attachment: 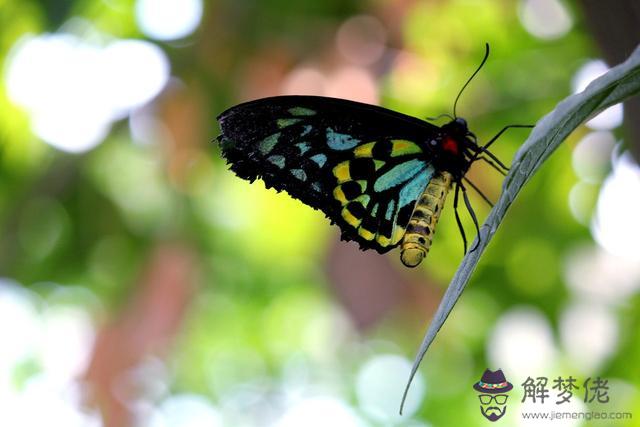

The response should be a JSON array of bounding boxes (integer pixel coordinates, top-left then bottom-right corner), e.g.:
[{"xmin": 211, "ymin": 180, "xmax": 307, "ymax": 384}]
[{"xmin": 400, "ymin": 44, "xmax": 640, "ymax": 414}]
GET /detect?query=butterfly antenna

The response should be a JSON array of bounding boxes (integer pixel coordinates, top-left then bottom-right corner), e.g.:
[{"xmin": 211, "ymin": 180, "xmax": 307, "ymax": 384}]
[{"xmin": 452, "ymin": 43, "xmax": 490, "ymax": 118}]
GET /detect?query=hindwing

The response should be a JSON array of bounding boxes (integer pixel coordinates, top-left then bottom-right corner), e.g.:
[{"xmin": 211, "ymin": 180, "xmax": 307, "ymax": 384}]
[{"xmin": 217, "ymin": 96, "xmax": 440, "ymax": 253}]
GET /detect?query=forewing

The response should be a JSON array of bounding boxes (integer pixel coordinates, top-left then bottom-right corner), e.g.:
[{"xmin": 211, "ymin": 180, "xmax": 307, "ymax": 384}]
[{"xmin": 216, "ymin": 96, "xmax": 439, "ymax": 253}]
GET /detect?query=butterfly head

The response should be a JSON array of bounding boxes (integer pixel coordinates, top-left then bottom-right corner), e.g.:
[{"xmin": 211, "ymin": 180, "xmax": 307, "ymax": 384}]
[
  {"xmin": 452, "ymin": 117, "xmax": 468, "ymax": 131},
  {"xmin": 442, "ymin": 117, "xmax": 476, "ymax": 139},
  {"xmin": 428, "ymin": 117, "xmax": 480, "ymax": 179}
]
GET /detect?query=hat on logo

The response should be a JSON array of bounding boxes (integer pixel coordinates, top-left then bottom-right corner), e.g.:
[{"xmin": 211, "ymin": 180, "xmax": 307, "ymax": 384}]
[{"xmin": 473, "ymin": 369, "xmax": 513, "ymax": 394}]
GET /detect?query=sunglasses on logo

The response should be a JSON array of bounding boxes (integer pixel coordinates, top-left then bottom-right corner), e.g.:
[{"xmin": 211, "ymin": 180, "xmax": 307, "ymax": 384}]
[{"xmin": 478, "ymin": 394, "xmax": 509, "ymax": 405}]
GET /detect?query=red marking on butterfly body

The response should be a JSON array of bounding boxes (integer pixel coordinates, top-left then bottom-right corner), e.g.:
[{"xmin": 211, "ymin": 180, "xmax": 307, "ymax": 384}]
[{"xmin": 442, "ymin": 137, "xmax": 459, "ymax": 155}]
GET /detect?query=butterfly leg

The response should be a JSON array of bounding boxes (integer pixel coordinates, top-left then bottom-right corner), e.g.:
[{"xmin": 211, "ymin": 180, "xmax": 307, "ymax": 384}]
[
  {"xmin": 477, "ymin": 155, "xmax": 508, "ymax": 175},
  {"xmin": 461, "ymin": 184, "xmax": 481, "ymax": 253},
  {"xmin": 462, "ymin": 177, "xmax": 494, "ymax": 207},
  {"xmin": 453, "ymin": 183, "xmax": 468, "ymax": 255},
  {"xmin": 482, "ymin": 124, "xmax": 534, "ymax": 151},
  {"xmin": 475, "ymin": 124, "xmax": 534, "ymax": 172},
  {"xmin": 479, "ymin": 150, "xmax": 510, "ymax": 172}
]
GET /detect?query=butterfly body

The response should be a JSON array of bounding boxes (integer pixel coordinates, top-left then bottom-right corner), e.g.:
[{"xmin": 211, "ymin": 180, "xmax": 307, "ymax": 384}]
[
  {"xmin": 216, "ymin": 96, "xmax": 483, "ymax": 267},
  {"xmin": 400, "ymin": 170, "xmax": 453, "ymax": 267}
]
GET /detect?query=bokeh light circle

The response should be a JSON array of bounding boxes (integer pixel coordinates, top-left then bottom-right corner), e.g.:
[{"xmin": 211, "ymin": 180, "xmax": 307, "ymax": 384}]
[
  {"xmin": 487, "ymin": 307, "xmax": 557, "ymax": 378},
  {"xmin": 355, "ymin": 354, "xmax": 425, "ymax": 421},
  {"xmin": 572, "ymin": 60, "xmax": 623, "ymax": 130},
  {"xmin": 336, "ymin": 15, "xmax": 387, "ymax": 66},
  {"xmin": 5, "ymin": 33, "xmax": 170, "ymax": 153},
  {"xmin": 277, "ymin": 396, "xmax": 363, "ymax": 427},
  {"xmin": 572, "ymin": 131, "xmax": 616, "ymax": 183},
  {"xmin": 518, "ymin": 0, "xmax": 572, "ymax": 40},
  {"xmin": 592, "ymin": 152, "xmax": 640, "ymax": 261},
  {"xmin": 135, "ymin": 0, "xmax": 203, "ymax": 41}
]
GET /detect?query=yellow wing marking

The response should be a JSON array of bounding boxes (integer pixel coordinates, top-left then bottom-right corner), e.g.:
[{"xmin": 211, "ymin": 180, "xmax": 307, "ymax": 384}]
[
  {"xmin": 333, "ymin": 161, "xmax": 351, "ymax": 183},
  {"xmin": 341, "ymin": 207, "xmax": 361, "ymax": 227},
  {"xmin": 390, "ymin": 139, "xmax": 422, "ymax": 157},
  {"xmin": 333, "ymin": 187, "xmax": 348, "ymax": 205},
  {"xmin": 391, "ymin": 226, "xmax": 405, "ymax": 245},
  {"xmin": 376, "ymin": 234, "xmax": 391, "ymax": 247},
  {"xmin": 354, "ymin": 141, "xmax": 376, "ymax": 158},
  {"xmin": 358, "ymin": 227, "xmax": 375, "ymax": 241}
]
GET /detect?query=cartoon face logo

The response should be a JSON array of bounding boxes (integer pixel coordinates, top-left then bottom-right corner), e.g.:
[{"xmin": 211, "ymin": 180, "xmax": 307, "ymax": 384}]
[{"xmin": 473, "ymin": 369, "xmax": 513, "ymax": 422}]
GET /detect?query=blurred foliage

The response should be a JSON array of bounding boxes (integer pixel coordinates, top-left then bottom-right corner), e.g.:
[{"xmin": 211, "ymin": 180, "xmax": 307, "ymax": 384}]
[{"xmin": 1, "ymin": 0, "xmax": 639, "ymax": 426}]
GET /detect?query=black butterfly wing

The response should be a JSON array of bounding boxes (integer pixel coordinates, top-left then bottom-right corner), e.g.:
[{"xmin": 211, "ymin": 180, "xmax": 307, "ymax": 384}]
[{"xmin": 216, "ymin": 96, "xmax": 440, "ymax": 253}]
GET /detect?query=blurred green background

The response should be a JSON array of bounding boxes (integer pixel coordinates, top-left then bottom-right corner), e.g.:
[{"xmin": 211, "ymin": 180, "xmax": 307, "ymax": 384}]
[{"xmin": 1, "ymin": 0, "xmax": 640, "ymax": 426}]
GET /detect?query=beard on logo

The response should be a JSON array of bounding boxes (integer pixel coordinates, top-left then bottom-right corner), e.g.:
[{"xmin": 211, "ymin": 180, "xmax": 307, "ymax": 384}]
[{"xmin": 481, "ymin": 406, "xmax": 506, "ymax": 421}]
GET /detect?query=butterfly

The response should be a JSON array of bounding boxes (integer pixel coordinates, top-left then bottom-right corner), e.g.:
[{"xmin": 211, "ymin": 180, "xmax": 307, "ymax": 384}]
[{"xmin": 215, "ymin": 44, "xmax": 531, "ymax": 267}]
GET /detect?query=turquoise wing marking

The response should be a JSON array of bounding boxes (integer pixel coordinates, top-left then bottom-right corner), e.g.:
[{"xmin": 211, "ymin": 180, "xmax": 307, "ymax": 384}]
[
  {"xmin": 310, "ymin": 153, "xmax": 327, "ymax": 167},
  {"xmin": 374, "ymin": 159, "xmax": 426, "ymax": 192},
  {"xmin": 259, "ymin": 133, "xmax": 280, "ymax": 155},
  {"xmin": 326, "ymin": 128, "xmax": 360, "ymax": 150},
  {"xmin": 385, "ymin": 200, "xmax": 396, "ymax": 221},
  {"xmin": 399, "ymin": 165, "xmax": 435, "ymax": 207}
]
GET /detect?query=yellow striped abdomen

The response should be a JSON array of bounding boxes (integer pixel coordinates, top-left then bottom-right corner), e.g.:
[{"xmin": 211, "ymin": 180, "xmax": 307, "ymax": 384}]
[{"xmin": 400, "ymin": 171, "xmax": 453, "ymax": 267}]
